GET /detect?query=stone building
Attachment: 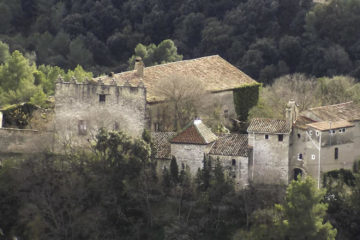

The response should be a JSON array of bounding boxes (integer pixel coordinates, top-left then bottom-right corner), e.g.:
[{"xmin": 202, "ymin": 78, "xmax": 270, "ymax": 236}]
[
  {"xmin": 247, "ymin": 118, "xmax": 291, "ymax": 185},
  {"xmin": 93, "ymin": 55, "xmax": 258, "ymax": 131},
  {"xmin": 208, "ymin": 133, "xmax": 250, "ymax": 188},
  {"xmin": 289, "ymin": 101, "xmax": 360, "ymax": 187},
  {"xmin": 170, "ymin": 119, "xmax": 218, "ymax": 175},
  {"xmin": 247, "ymin": 100, "xmax": 360, "ymax": 187},
  {"xmin": 152, "ymin": 119, "xmax": 251, "ymax": 188},
  {"xmin": 54, "ymin": 78, "xmax": 147, "ymax": 149}
]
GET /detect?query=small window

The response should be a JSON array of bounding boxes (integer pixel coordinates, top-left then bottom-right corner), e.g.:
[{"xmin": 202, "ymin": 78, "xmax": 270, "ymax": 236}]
[
  {"xmin": 335, "ymin": 148, "xmax": 339, "ymax": 160},
  {"xmin": 309, "ymin": 130, "xmax": 313, "ymax": 136},
  {"xmin": 265, "ymin": 134, "xmax": 269, "ymax": 140},
  {"xmin": 278, "ymin": 134, "xmax": 283, "ymax": 142},
  {"xmin": 298, "ymin": 153, "xmax": 303, "ymax": 161},
  {"xmin": 316, "ymin": 131, "xmax": 320, "ymax": 136},
  {"xmin": 311, "ymin": 154, "xmax": 316, "ymax": 160},
  {"xmin": 78, "ymin": 120, "xmax": 87, "ymax": 135},
  {"xmin": 224, "ymin": 109, "xmax": 229, "ymax": 118},
  {"xmin": 297, "ymin": 133, "xmax": 301, "ymax": 139},
  {"xmin": 232, "ymin": 159, "xmax": 236, "ymax": 166},
  {"xmin": 99, "ymin": 94, "xmax": 106, "ymax": 103},
  {"xmin": 330, "ymin": 130, "xmax": 335, "ymax": 134},
  {"xmin": 339, "ymin": 129, "xmax": 342, "ymax": 133},
  {"xmin": 342, "ymin": 128, "xmax": 346, "ymax": 133},
  {"xmin": 114, "ymin": 121, "xmax": 119, "ymax": 131}
]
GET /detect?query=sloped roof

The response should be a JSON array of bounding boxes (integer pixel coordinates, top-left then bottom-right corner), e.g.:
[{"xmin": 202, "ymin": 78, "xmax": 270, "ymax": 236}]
[
  {"xmin": 170, "ymin": 120, "xmax": 218, "ymax": 145},
  {"xmin": 94, "ymin": 55, "xmax": 257, "ymax": 103},
  {"xmin": 294, "ymin": 115, "xmax": 316, "ymax": 130},
  {"xmin": 306, "ymin": 120, "xmax": 355, "ymax": 131},
  {"xmin": 247, "ymin": 118, "xmax": 291, "ymax": 134},
  {"xmin": 151, "ymin": 132, "xmax": 176, "ymax": 159},
  {"xmin": 301, "ymin": 101, "xmax": 360, "ymax": 122},
  {"xmin": 209, "ymin": 134, "xmax": 248, "ymax": 157}
]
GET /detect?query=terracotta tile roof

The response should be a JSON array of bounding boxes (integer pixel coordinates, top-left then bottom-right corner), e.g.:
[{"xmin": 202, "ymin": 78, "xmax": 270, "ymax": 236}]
[
  {"xmin": 170, "ymin": 120, "xmax": 218, "ymax": 145},
  {"xmin": 294, "ymin": 116, "xmax": 316, "ymax": 130},
  {"xmin": 306, "ymin": 120, "xmax": 355, "ymax": 131},
  {"xmin": 301, "ymin": 101, "xmax": 360, "ymax": 122},
  {"xmin": 94, "ymin": 55, "xmax": 257, "ymax": 103},
  {"xmin": 209, "ymin": 134, "xmax": 248, "ymax": 157},
  {"xmin": 151, "ymin": 132, "xmax": 176, "ymax": 159},
  {"xmin": 247, "ymin": 118, "xmax": 291, "ymax": 134}
]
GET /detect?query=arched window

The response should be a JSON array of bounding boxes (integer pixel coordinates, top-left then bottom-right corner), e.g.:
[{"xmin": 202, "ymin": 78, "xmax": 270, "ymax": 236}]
[{"xmin": 294, "ymin": 168, "xmax": 303, "ymax": 180}]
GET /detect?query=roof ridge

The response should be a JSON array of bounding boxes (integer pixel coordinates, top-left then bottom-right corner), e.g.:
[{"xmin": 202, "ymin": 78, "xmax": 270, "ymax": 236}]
[
  {"xmin": 253, "ymin": 117, "xmax": 286, "ymax": 121},
  {"xmin": 308, "ymin": 101, "xmax": 353, "ymax": 110},
  {"xmin": 104, "ymin": 55, "xmax": 222, "ymax": 78},
  {"xmin": 194, "ymin": 122, "xmax": 208, "ymax": 144}
]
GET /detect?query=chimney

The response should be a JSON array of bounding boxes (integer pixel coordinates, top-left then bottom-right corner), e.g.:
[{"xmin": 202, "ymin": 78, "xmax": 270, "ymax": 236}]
[
  {"xmin": 134, "ymin": 57, "xmax": 144, "ymax": 77},
  {"xmin": 286, "ymin": 99, "xmax": 297, "ymax": 130}
]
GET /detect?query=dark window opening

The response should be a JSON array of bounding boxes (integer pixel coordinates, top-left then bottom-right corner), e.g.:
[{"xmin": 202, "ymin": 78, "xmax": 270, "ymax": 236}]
[
  {"xmin": 297, "ymin": 133, "xmax": 301, "ymax": 139},
  {"xmin": 294, "ymin": 168, "xmax": 303, "ymax": 180},
  {"xmin": 278, "ymin": 134, "xmax": 283, "ymax": 142},
  {"xmin": 335, "ymin": 148, "xmax": 339, "ymax": 160},
  {"xmin": 224, "ymin": 109, "xmax": 229, "ymax": 118},
  {"xmin": 298, "ymin": 153, "xmax": 303, "ymax": 160},
  {"xmin": 78, "ymin": 120, "xmax": 87, "ymax": 135},
  {"xmin": 99, "ymin": 94, "xmax": 106, "ymax": 102},
  {"xmin": 265, "ymin": 134, "xmax": 269, "ymax": 139},
  {"xmin": 114, "ymin": 121, "xmax": 119, "ymax": 131},
  {"xmin": 232, "ymin": 159, "xmax": 236, "ymax": 166}
]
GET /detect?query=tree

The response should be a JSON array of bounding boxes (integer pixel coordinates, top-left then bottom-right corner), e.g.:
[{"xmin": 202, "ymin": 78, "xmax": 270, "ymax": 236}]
[
  {"xmin": 128, "ymin": 39, "xmax": 182, "ymax": 69},
  {"xmin": 244, "ymin": 177, "xmax": 337, "ymax": 240},
  {"xmin": 316, "ymin": 76, "xmax": 359, "ymax": 105},
  {"xmin": 170, "ymin": 156, "xmax": 179, "ymax": 184},
  {"xmin": 278, "ymin": 177, "xmax": 337, "ymax": 240},
  {"xmin": 264, "ymin": 73, "xmax": 318, "ymax": 115},
  {"xmin": 154, "ymin": 74, "xmax": 207, "ymax": 130}
]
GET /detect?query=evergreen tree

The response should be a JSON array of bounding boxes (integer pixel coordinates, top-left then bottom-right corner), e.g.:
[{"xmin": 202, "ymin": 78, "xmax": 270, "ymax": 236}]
[{"xmin": 170, "ymin": 156, "xmax": 179, "ymax": 185}]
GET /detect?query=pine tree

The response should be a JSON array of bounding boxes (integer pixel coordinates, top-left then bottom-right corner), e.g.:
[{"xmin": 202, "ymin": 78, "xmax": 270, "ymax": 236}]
[{"xmin": 170, "ymin": 156, "xmax": 179, "ymax": 185}]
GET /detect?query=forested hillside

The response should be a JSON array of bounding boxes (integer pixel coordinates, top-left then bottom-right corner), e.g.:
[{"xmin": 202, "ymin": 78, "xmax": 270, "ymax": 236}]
[{"xmin": 1, "ymin": 0, "xmax": 360, "ymax": 83}]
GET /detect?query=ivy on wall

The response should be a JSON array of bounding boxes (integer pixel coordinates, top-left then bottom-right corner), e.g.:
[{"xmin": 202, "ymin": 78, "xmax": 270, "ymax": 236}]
[{"xmin": 233, "ymin": 83, "xmax": 261, "ymax": 121}]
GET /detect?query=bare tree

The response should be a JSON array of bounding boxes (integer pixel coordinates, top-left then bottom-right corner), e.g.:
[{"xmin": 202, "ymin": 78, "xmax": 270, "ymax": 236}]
[
  {"xmin": 260, "ymin": 73, "xmax": 318, "ymax": 118},
  {"xmin": 154, "ymin": 74, "xmax": 208, "ymax": 130}
]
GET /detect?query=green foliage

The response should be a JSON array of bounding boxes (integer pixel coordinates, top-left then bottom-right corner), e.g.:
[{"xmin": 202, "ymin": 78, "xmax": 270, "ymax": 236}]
[
  {"xmin": 278, "ymin": 177, "xmax": 337, "ymax": 240},
  {"xmin": 323, "ymin": 169, "xmax": 360, "ymax": 239},
  {"xmin": 128, "ymin": 39, "xmax": 182, "ymax": 68},
  {"xmin": 1, "ymin": 103, "xmax": 38, "ymax": 128},
  {"xmin": 233, "ymin": 84, "xmax": 260, "ymax": 121},
  {"xmin": 245, "ymin": 177, "xmax": 337, "ymax": 240},
  {"xmin": 316, "ymin": 76, "xmax": 360, "ymax": 105}
]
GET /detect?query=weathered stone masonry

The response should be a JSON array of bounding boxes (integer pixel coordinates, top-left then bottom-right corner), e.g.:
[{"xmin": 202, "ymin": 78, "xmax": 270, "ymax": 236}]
[{"xmin": 54, "ymin": 80, "xmax": 147, "ymax": 150}]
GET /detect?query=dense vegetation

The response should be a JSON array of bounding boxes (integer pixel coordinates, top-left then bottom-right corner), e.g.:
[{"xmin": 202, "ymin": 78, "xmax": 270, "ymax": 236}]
[
  {"xmin": 1, "ymin": 129, "xmax": 360, "ymax": 239},
  {"xmin": 0, "ymin": 0, "xmax": 359, "ymax": 83},
  {"xmin": 0, "ymin": 42, "xmax": 92, "ymax": 107}
]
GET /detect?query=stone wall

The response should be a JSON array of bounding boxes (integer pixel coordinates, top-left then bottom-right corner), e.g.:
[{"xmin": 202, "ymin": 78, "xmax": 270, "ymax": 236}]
[
  {"xmin": 290, "ymin": 125, "xmax": 359, "ymax": 185},
  {"xmin": 55, "ymin": 82, "xmax": 147, "ymax": 151},
  {"xmin": 249, "ymin": 133, "xmax": 289, "ymax": 185},
  {"xmin": 209, "ymin": 154, "xmax": 249, "ymax": 189},
  {"xmin": 0, "ymin": 128, "xmax": 54, "ymax": 153},
  {"xmin": 171, "ymin": 143, "xmax": 208, "ymax": 175}
]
